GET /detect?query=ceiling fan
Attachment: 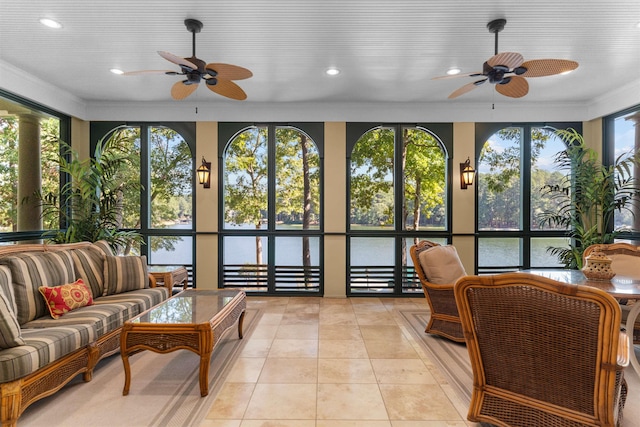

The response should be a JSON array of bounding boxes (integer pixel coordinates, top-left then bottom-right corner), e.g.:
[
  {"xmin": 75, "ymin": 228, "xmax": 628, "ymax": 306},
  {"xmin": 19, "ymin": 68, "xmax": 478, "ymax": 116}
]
[
  {"xmin": 124, "ymin": 19, "xmax": 252, "ymax": 101},
  {"xmin": 433, "ymin": 19, "xmax": 578, "ymax": 99}
]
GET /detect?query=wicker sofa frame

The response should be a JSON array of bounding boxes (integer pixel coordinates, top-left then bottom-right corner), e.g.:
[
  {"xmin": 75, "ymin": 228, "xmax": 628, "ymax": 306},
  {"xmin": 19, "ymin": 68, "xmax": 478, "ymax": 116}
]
[
  {"xmin": 0, "ymin": 242, "xmax": 166, "ymax": 427},
  {"xmin": 409, "ymin": 240, "xmax": 465, "ymax": 343},
  {"xmin": 455, "ymin": 273, "xmax": 628, "ymax": 427}
]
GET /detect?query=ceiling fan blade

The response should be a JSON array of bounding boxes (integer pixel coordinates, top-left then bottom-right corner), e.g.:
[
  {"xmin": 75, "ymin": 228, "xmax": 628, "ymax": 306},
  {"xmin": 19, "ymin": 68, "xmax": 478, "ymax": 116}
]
[
  {"xmin": 432, "ymin": 71, "xmax": 483, "ymax": 80},
  {"xmin": 206, "ymin": 79, "xmax": 248, "ymax": 100},
  {"xmin": 487, "ymin": 52, "xmax": 524, "ymax": 69},
  {"xmin": 158, "ymin": 51, "xmax": 198, "ymax": 70},
  {"xmin": 520, "ymin": 59, "xmax": 579, "ymax": 77},
  {"xmin": 448, "ymin": 80, "xmax": 484, "ymax": 99},
  {"xmin": 495, "ymin": 75, "xmax": 529, "ymax": 98},
  {"xmin": 170, "ymin": 81, "xmax": 198, "ymax": 100},
  {"xmin": 205, "ymin": 63, "xmax": 253, "ymax": 80},
  {"xmin": 122, "ymin": 70, "xmax": 176, "ymax": 76}
]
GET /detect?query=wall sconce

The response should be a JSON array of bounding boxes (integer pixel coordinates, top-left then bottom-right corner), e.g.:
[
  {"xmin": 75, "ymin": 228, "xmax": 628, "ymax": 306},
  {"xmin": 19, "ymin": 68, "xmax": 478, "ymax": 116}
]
[
  {"xmin": 197, "ymin": 156, "xmax": 211, "ymax": 188},
  {"xmin": 460, "ymin": 157, "xmax": 476, "ymax": 190}
]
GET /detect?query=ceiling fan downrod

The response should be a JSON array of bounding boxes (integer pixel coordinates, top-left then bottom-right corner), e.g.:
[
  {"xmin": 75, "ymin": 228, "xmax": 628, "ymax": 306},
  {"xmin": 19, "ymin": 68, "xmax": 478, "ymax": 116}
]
[{"xmin": 487, "ymin": 18, "xmax": 506, "ymax": 55}]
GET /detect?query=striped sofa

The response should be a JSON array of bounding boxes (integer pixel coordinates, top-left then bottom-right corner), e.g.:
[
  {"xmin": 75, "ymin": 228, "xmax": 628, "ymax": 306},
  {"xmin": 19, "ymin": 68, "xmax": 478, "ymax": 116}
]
[{"xmin": 0, "ymin": 241, "xmax": 171, "ymax": 427}]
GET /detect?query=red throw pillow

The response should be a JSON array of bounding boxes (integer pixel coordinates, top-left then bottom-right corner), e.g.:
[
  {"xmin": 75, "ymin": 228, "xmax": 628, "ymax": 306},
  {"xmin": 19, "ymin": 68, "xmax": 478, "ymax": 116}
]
[{"xmin": 39, "ymin": 279, "xmax": 94, "ymax": 319}]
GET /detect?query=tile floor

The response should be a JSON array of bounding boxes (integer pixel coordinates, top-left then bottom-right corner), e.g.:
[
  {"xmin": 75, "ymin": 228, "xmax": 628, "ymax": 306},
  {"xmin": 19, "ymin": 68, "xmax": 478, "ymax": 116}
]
[
  {"xmin": 200, "ymin": 296, "xmax": 467, "ymax": 427},
  {"xmin": 200, "ymin": 296, "xmax": 640, "ymax": 427}
]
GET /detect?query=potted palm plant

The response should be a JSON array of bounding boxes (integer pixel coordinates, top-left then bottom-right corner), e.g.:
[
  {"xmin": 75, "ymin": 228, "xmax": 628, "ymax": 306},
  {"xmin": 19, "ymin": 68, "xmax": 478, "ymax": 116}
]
[
  {"xmin": 35, "ymin": 130, "xmax": 142, "ymax": 252},
  {"xmin": 538, "ymin": 128, "xmax": 640, "ymax": 268}
]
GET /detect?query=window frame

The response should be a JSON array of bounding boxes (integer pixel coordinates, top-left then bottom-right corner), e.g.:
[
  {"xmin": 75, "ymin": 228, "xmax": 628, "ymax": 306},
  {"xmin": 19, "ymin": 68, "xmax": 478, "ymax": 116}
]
[
  {"xmin": 218, "ymin": 122, "xmax": 325, "ymax": 295},
  {"xmin": 345, "ymin": 122, "xmax": 453, "ymax": 296},
  {"xmin": 474, "ymin": 122, "xmax": 581, "ymax": 273}
]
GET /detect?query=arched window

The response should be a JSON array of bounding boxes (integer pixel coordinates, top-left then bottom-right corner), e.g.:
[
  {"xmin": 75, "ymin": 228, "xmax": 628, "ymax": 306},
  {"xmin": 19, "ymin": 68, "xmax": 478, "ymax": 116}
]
[
  {"xmin": 220, "ymin": 123, "xmax": 323, "ymax": 294},
  {"xmin": 90, "ymin": 122, "xmax": 196, "ymax": 278},
  {"xmin": 347, "ymin": 123, "xmax": 452, "ymax": 295},
  {"xmin": 476, "ymin": 123, "xmax": 578, "ymax": 272}
]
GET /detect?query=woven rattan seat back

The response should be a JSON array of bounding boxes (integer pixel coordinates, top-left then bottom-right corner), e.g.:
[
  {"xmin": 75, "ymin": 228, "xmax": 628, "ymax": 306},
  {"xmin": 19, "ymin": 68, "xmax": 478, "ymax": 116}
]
[
  {"xmin": 455, "ymin": 273, "xmax": 628, "ymax": 427},
  {"xmin": 410, "ymin": 240, "xmax": 465, "ymax": 342}
]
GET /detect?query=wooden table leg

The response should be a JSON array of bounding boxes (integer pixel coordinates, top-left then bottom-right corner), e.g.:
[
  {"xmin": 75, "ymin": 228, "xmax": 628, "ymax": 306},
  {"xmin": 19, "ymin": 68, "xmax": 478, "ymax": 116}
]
[
  {"xmin": 238, "ymin": 310, "xmax": 246, "ymax": 339},
  {"xmin": 626, "ymin": 302, "xmax": 640, "ymax": 377},
  {"xmin": 198, "ymin": 350, "xmax": 212, "ymax": 397},
  {"xmin": 121, "ymin": 352, "xmax": 131, "ymax": 396}
]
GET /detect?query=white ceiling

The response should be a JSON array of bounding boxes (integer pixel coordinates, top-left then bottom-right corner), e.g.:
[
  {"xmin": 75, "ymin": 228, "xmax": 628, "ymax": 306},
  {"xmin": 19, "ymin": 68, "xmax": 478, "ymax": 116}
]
[{"xmin": 1, "ymin": 0, "xmax": 639, "ymax": 121}]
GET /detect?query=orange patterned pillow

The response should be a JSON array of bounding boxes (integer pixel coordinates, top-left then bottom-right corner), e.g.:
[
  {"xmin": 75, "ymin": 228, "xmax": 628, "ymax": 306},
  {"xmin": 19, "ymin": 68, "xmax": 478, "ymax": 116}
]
[{"xmin": 38, "ymin": 279, "xmax": 94, "ymax": 319}]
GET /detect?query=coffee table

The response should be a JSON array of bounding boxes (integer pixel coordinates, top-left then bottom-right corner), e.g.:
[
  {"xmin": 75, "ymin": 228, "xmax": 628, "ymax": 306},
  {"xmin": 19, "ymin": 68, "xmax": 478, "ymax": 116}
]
[{"xmin": 120, "ymin": 289, "xmax": 246, "ymax": 397}]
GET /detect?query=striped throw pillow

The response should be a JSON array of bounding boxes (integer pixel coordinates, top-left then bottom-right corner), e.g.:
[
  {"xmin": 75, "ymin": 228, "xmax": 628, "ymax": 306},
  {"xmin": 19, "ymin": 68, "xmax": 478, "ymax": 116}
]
[
  {"xmin": 71, "ymin": 247, "xmax": 105, "ymax": 298},
  {"xmin": 0, "ymin": 265, "xmax": 16, "ymax": 314},
  {"xmin": 104, "ymin": 255, "xmax": 148, "ymax": 295},
  {"xmin": 93, "ymin": 240, "xmax": 115, "ymax": 257},
  {"xmin": 0, "ymin": 293, "xmax": 26, "ymax": 348},
  {"xmin": 1, "ymin": 251, "xmax": 76, "ymax": 324}
]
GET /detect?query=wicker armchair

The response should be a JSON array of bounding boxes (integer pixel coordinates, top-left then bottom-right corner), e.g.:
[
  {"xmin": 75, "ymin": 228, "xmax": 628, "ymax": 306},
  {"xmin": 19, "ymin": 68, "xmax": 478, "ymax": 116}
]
[
  {"xmin": 409, "ymin": 240, "xmax": 465, "ymax": 342},
  {"xmin": 455, "ymin": 273, "xmax": 629, "ymax": 427}
]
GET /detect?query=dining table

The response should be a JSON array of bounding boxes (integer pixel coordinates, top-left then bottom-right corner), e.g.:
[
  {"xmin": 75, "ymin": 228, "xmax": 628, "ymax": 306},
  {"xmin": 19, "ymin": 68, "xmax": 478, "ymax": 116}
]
[{"xmin": 521, "ymin": 269, "xmax": 640, "ymax": 377}]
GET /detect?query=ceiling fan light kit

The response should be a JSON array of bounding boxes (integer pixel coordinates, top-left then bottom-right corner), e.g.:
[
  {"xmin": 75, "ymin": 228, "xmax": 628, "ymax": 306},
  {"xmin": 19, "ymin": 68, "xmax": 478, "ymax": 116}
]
[
  {"xmin": 433, "ymin": 18, "xmax": 578, "ymax": 100},
  {"xmin": 124, "ymin": 19, "xmax": 253, "ymax": 101}
]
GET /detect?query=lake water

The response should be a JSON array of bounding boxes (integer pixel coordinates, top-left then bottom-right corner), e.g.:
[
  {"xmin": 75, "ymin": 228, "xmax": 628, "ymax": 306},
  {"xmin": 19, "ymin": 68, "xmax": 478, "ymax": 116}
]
[{"xmin": 149, "ymin": 225, "xmax": 567, "ymax": 269}]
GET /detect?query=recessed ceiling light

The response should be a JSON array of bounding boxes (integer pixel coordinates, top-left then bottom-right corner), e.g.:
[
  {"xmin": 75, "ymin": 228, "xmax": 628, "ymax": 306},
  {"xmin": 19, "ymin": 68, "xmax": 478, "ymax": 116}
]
[
  {"xmin": 326, "ymin": 68, "xmax": 340, "ymax": 76},
  {"xmin": 39, "ymin": 18, "xmax": 62, "ymax": 29},
  {"xmin": 559, "ymin": 69, "xmax": 574, "ymax": 75},
  {"xmin": 110, "ymin": 68, "xmax": 124, "ymax": 75},
  {"xmin": 446, "ymin": 68, "xmax": 461, "ymax": 76}
]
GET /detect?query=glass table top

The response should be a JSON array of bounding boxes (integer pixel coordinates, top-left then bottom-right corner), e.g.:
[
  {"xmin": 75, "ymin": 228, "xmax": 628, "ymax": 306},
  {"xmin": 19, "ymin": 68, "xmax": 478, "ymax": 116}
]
[
  {"xmin": 521, "ymin": 269, "xmax": 640, "ymax": 298},
  {"xmin": 132, "ymin": 289, "xmax": 243, "ymax": 325}
]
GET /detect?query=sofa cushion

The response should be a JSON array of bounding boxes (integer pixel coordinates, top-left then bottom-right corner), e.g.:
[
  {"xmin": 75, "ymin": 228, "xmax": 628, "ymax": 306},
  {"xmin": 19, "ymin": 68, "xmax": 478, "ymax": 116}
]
[
  {"xmin": 0, "ymin": 293, "xmax": 25, "ymax": 349},
  {"xmin": 70, "ymin": 246, "xmax": 106, "ymax": 298},
  {"xmin": 0, "ymin": 251, "xmax": 76, "ymax": 325},
  {"xmin": 39, "ymin": 279, "xmax": 94, "ymax": 319},
  {"xmin": 0, "ymin": 265, "xmax": 16, "ymax": 314},
  {"xmin": 0, "ymin": 323, "xmax": 95, "ymax": 383},
  {"xmin": 93, "ymin": 287, "xmax": 170, "ymax": 313},
  {"xmin": 93, "ymin": 240, "xmax": 115, "ymax": 257},
  {"xmin": 23, "ymin": 301, "xmax": 140, "ymax": 337},
  {"xmin": 104, "ymin": 255, "xmax": 148, "ymax": 295},
  {"xmin": 418, "ymin": 245, "xmax": 467, "ymax": 285}
]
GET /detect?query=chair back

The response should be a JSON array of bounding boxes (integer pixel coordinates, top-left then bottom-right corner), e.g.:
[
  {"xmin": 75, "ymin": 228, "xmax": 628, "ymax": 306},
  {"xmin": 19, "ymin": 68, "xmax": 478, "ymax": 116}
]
[{"xmin": 455, "ymin": 273, "xmax": 627, "ymax": 427}]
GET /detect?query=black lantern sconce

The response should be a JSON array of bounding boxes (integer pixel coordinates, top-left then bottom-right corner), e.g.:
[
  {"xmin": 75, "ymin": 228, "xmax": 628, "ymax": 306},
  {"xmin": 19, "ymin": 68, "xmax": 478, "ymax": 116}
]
[
  {"xmin": 197, "ymin": 156, "xmax": 211, "ymax": 188},
  {"xmin": 460, "ymin": 157, "xmax": 476, "ymax": 190}
]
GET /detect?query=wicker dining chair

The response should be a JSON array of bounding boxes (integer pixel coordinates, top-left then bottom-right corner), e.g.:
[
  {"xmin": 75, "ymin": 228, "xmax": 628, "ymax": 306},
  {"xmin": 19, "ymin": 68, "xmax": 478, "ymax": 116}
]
[
  {"xmin": 410, "ymin": 240, "xmax": 466, "ymax": 342},
  {"xmin": 455, "ymin": 273, "xmax": 629, "ymax": 427}
]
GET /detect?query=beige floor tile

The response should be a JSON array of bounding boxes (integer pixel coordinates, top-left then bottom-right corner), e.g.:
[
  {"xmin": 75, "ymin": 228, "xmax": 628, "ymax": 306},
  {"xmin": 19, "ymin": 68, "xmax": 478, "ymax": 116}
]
[
  {"xmin": 206, "ymin": 383, "xmax": 255, "ymax": 419},
  {"xmin": 199, "ymin": 419, "xmax": 242, "ymax": 427},
  {"xmin": 363, "ymin": 339, "xmax": 420, "ymax": 359},
  {"xmin": 379, "ymin": 384, "xmax": 461, "ymax": 421},
  {"xmin": 275, "ymin": 324, "xmax": 319, "ymax": 339},
  {"xmin": 371, "ymin": 358, "xmax": 437, "ymax": 384},
  {"xmin": 244, "ymin": 383, "xmax": 317, "ymax": 419},
  {"xmin": 259, "ymin": 312, "xmax": 284, "ymax": 325},
  {"xmin": 285, "ymin": 302, "xmax": 320, "ymax": 313},
  {"xmin": 280, "ymin": 312, "xmax": 319, "ymax": 324},
  {"xmin": 317, "ymin": 422, "xmax": 392, "ymax": 427},
  {"xmin": 317, "ymin": 383, "xmax": 389, "ymax": 420},
  {"xmin": 240, "ymin": 339, "xmax": 273, "ymax": 358},
  {"xmin": 318, "ymin": 358, "xmax": 377, "ymax": 383},
  {"xmin": 258, "ymin": 358, "xmax": 318, "ymax": 383},
  {"xmin": 359, "ymin": 325, "xmax": 407, "ymax": 342},
  {"xmin": 241, "ymin": 421, "xmax": 316, "ymax": 427},
  {"xmin": 226, "ymin": 357, "xmax": 266, "ymax": 383},
  {"xmin": 318, "ymin": 339, "xmax": 369, "ymax": 358},
  {"xmin": 319, "ymin": 325, "xmax": 363, "ymax": 340},
  {"xmin": 268, "ymin": 338, "xmax": 318, "ymax": 358},
  {"xmin": 319, "ymin": 311, "xmax": 359, "ymax": 325},
  {"xmin": 250, "ymin": 325, "xmax": 279, "ymax": 340},
  {"xmin": 391, "ymin": 422, "xmax": 470, "ymax": 427}
]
